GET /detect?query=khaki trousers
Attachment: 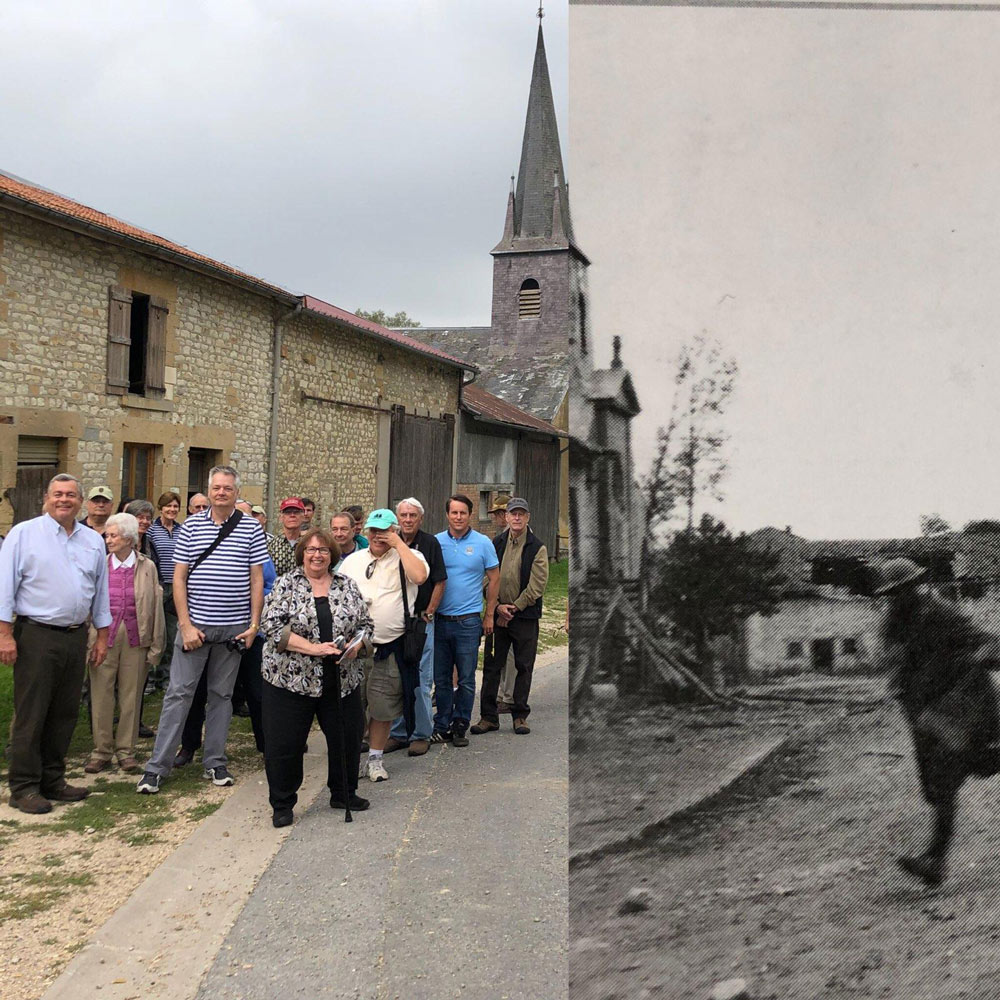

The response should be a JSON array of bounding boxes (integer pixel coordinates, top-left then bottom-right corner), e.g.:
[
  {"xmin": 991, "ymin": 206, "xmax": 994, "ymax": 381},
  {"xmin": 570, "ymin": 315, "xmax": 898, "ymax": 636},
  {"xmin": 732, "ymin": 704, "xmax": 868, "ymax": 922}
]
[{"xmin": 89, "ymin": 623, "xmax": 149, "ymax": 761}]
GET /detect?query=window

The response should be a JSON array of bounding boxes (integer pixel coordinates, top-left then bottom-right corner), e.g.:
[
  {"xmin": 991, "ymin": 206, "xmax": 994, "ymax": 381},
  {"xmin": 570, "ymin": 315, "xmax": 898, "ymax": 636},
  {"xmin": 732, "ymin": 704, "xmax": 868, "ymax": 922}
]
[
  {"xmin": 122, "ymin": 443, "xmax": 156, "ymax": 501},
  {"xmin": 107, "ymin": 285, "xmax": 167, "ymax": 397},
  {"xmin": 187, "ymin": 448, "xmax": 221, "ymax": 505},
  {"xmin": 480, "ymin": 490, "xmax": 492, "ymax": 520},
  {"xmin": 578, "ymin": 291, "xmax": 588, "ymax": 355},
  {"xmin": 518, "ymin": 279, "xmax": 540, "ymax": 319},
  {"xmin": 786, "ymin": 641, "xmax": 804, "ymax": 659},
  {"xmin": 841, "ymin": 638, "xmax": 858, "ymax": 656}
]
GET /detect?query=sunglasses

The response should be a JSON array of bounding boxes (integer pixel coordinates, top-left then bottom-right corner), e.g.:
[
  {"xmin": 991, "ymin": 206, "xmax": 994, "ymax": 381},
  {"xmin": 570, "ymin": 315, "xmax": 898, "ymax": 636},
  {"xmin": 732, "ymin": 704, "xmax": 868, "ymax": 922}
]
[{"xmin": 366, "ymin": 561, "xmax": 377, "ymax": 580}]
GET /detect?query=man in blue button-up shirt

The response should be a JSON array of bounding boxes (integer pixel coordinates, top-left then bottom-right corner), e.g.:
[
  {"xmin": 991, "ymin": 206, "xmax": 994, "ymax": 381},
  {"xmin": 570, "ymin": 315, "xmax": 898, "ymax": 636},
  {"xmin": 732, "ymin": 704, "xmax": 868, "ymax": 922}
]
[{"xmin": 0, "ymin": 474, "xmax": 111, "ymax": 814}]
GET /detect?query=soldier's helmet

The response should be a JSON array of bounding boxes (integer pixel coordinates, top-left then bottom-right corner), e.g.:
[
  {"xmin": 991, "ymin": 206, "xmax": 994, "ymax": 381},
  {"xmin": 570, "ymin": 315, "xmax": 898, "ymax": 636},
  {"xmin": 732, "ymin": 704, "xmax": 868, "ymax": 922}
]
[{"xmin": 872, "ymin": 557, "xmax": 927, "ymax": 595}]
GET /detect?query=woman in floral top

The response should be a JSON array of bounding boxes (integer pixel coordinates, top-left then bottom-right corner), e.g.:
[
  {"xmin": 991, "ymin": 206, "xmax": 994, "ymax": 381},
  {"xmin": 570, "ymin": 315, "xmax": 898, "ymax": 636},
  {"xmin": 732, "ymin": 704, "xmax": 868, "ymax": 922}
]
[{"xmin": 260, "ymin": 527, "xmax": 373, "ymax": 828}]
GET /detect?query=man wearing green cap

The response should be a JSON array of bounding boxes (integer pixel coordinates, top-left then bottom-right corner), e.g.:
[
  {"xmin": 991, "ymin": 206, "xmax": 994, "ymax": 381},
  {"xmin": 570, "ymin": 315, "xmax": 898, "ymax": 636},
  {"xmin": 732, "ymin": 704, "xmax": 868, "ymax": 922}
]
[{"xmin": 339, "ymin": 509, "xmax": 428, "ymax": 782}]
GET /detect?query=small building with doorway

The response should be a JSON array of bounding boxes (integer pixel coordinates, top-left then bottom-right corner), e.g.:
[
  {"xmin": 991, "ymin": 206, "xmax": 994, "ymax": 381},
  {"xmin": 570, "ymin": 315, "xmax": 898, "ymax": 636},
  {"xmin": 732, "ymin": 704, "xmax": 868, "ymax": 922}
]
[
  {"xmin": 455, "ymin": 382, "xmax": 564, "ymax": 552},
  {"xmin": 0, "ymin": 171, "xmax": 471, "ymax": 534},
  {"xmin": 743, "ymin": 525, "xmax": 1000, "ymax": 680}
]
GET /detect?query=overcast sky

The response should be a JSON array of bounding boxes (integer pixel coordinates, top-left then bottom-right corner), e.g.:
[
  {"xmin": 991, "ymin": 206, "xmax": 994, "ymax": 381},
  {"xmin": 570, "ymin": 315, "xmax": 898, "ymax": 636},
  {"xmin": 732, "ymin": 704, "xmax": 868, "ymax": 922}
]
[
  {"xmin": 572, "ymin": 3, "xmax": 1000, "ymax": 540},
  {"xmin": 0, "ymin": 0, "xmax": 566, "ymax": 327}
]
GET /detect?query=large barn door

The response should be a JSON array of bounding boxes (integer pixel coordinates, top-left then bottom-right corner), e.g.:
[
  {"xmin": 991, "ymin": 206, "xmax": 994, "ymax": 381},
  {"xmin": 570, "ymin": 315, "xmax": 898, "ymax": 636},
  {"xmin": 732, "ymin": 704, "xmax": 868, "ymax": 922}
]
[
  {"xmin": 388, "ymin": 408, "xmax": 455, "ymax": 534},
  {"xmin": 515, "ymin": 437, "xmax": 559, "ymax": 553}
]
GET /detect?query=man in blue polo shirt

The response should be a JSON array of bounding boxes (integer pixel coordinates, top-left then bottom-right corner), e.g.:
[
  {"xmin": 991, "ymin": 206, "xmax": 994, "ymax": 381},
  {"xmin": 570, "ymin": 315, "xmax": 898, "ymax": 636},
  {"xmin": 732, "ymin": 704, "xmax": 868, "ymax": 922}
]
[
  {"xmin": 137, "ymin": 466, "xmax": 268, "ymax": 793},
  {"xmin": 432, "ymin": 494, "xmax": 499, "ymax": 747}
]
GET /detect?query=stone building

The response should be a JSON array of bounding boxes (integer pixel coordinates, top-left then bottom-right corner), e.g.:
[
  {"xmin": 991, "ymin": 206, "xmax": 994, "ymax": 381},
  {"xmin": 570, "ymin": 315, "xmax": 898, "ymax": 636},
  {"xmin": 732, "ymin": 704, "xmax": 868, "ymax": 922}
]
[
  {"xmin": 456, "ymin": 383, "xmax": 563, "ymax": 551},
  {"xmin": 743, "ymin": 525, "xmax": 1000, "ymax": 680},
  {"xmin": 0, "ymin": 171, "xmax": 471, "ymax": 536},
  {"xmin": 401, "ymin": 22, "xmax": 581, "ymax": 555}
]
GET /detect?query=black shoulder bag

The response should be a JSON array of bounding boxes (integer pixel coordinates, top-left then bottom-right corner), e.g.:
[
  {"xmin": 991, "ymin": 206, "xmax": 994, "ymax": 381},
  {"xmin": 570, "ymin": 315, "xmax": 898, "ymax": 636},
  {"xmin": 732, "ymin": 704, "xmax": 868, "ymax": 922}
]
[
  {"xmin": 399, "ymin": 563, "xmax": 427, "ymax": 667},
  {"xmin": 188, "ymin": 510, "xmax": 243, "ymax": 576}
]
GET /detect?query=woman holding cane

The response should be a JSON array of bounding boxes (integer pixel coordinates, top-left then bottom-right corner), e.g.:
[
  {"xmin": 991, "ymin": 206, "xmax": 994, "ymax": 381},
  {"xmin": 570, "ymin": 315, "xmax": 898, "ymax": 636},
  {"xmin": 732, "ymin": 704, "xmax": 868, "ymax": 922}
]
[{"xmin": 260, "ymin": 527, "xmax": 372, "ymax": 828}]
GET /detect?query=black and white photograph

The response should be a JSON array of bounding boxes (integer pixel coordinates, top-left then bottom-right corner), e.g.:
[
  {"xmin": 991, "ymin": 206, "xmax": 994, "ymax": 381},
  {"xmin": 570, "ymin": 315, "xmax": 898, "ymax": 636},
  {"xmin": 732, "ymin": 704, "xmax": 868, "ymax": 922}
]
[{"xmin": 569, "ymin": 1, "xmax": 1000, "ymax": 997}]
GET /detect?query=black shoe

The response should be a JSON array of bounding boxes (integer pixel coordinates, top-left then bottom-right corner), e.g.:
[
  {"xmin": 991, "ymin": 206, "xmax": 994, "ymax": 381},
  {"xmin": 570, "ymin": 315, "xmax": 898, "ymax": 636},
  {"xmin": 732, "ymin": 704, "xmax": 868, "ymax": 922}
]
[
  {"xmin": 204, "ymin": 765, "xmax": 235, "ymax": 786},
  {"xmin": 430, "ymin": 730, "xmax": 452, "ymax": 744},
  {"xmin": 138, "ymin": 723, "xmax": 154, "ymax": 739},
  {"xmin": 173, "ymin": 747, "xmax": 196, "ymax": 768},
  {"xmin": 272, "ymin": 809, "xmax": 294, "ymax": 828},
  {"xmin": 330, "ymin": 793, "xmax": 370, "ymax": 811},
  {"xmin": 897, "ymin": 853, "xmax": 946, "ymax": 887},
  {"xmin": 451, "ymin": 727, "xmax": 469, "ymax": 748}
]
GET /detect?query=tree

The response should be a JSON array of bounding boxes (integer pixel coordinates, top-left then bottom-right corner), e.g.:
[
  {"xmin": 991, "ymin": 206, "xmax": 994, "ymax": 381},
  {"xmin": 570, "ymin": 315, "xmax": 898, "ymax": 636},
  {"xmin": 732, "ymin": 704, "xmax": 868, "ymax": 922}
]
[
  {"xmin": 650, "ymin": 514, "xmax": 785, "ymax": 682},
  {"xmin": 355, "ymin": 308, "xmax": 421, "ymax": 328},
  {"xmin": 637, "ymin": 335, "xmax": 738, "ymax": 606},
  {"xmin": 919, "ymin": 513, "xmax": 952, "ymax": 536}
]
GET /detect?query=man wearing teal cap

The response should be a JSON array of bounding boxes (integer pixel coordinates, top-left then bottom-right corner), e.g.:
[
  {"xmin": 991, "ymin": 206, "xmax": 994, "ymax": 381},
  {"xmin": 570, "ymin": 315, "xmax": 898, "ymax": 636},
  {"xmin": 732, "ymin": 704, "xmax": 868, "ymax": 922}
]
[{"xmin": 339, "ymin": 509, "xmax": 428, "ymax": 782}]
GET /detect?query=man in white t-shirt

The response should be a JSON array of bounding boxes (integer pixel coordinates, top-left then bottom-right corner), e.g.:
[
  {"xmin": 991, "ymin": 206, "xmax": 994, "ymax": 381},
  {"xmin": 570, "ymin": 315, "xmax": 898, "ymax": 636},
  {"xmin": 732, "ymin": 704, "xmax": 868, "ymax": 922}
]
[{"xmin": 339, "ymin": 509, "xmax": 427, "ymax": 782}]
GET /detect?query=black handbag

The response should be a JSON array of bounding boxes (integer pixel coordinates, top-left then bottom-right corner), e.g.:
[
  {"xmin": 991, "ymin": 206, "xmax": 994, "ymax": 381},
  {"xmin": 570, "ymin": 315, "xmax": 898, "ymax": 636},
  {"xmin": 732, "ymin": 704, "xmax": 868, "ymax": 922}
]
[{"xmin": 399, "ymin": 564, "xmax": 427, "ymax": 667}]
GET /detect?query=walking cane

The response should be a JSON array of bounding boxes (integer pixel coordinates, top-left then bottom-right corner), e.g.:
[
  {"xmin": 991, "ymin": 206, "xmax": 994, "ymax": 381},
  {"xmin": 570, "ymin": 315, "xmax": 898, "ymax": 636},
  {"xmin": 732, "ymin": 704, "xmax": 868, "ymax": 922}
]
[{"xmin": 331, "ymin": 637, "xmax": 352, "ymax": 823}]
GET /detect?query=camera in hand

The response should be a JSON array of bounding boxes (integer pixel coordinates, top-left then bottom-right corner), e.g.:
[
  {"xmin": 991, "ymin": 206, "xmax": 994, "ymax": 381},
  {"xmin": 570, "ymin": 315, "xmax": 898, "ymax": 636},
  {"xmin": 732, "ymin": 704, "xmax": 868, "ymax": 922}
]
[{"xmin": 225, "ymin": 636, "xmax": 247, "ymax": 653}]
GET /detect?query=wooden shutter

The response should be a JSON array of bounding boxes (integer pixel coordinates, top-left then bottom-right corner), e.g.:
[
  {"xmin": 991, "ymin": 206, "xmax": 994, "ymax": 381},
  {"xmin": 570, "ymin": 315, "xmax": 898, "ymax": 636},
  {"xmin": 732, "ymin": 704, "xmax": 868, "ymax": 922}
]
[
  {"xmin": 145, "ymin": 295, "xmax": 168, "ymax": 393},
  {"xmin": 107, "ymin": 285, "xmax": 132, "ymax": 394}
]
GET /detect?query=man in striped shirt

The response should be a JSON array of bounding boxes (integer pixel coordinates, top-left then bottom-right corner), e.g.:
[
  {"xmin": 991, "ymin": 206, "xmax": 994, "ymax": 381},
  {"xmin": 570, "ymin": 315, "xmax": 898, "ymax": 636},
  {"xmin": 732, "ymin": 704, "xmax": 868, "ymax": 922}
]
[{"xmin": 137, "ymin": 466, "xmax": 268, "ymax": 793}]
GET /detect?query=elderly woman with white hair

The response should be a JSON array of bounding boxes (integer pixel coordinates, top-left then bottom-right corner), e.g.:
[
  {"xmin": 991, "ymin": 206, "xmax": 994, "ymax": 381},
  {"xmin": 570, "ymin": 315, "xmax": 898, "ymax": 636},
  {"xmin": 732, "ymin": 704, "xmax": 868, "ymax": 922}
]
[{"xmin": 85, "ymin": 512, "xmax": 165, "ymax": 774}]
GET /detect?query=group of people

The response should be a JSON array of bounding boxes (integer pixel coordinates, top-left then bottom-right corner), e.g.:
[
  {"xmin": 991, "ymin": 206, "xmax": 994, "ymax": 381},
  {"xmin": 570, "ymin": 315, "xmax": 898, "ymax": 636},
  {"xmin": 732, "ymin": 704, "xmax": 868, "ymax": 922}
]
[{"xmin": 0, "ymin": 469, "xmax": 549, "ymax": 830}]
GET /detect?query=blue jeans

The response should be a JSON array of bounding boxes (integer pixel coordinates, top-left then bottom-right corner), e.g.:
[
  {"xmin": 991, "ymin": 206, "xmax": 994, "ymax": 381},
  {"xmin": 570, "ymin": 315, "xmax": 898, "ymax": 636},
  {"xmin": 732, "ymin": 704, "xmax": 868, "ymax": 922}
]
[
  {"xmin": 390, "ymin": 619, "xmax": 434, "ymax": 743},
  {"xmin": 433, "ymin": 616, "xmax": 482, "ymax": 733}
]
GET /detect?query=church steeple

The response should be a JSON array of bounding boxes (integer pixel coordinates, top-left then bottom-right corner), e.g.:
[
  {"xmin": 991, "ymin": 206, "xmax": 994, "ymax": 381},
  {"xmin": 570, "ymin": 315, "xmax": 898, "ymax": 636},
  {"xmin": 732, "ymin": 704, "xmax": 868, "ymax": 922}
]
[{"xmin": 492, "ymin": 23, "xmax": 577, "ymax": 255}]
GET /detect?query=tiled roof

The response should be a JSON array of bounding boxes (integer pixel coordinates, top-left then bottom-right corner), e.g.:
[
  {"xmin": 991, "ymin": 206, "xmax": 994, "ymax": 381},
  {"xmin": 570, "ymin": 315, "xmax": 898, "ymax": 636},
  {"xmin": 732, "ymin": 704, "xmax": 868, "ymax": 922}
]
[
  {"xmin": 0, "ymin": 169, "xmax": 295, "ymax": 300},
  {"xmin": 747, "ymin": 526, "xmax": 1000, "ymax": 582},
  {"xmin": 462, "ymin": 383, "xmax": 562, "ymax": 435},
  {"xmin": 0, "ymin": 170, "xmax": 473, "ymax": 373},
  {"xmin": 301, "ymin": 298, "xmax": 471, "ymax": 371}
]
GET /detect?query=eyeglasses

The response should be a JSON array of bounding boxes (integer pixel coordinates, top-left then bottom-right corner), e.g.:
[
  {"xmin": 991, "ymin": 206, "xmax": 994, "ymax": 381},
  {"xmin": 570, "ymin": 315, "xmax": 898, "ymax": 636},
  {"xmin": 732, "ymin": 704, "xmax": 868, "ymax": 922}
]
[
  {"xmin": 365, "ymin": 561, "xmax": 377, "ymax": 579},
  {"xmin": 192, "ymin": 504, "xmax": 209, "ymax": 511},
  {"xmin": 304, "ymin": 546, "xmax": 330, "ymax": 555}
]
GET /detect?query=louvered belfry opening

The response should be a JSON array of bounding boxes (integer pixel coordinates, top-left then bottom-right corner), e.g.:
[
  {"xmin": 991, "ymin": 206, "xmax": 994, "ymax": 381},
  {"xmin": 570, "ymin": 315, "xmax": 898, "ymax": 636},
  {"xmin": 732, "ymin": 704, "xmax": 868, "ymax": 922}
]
[{"xmin": 518, "ymin": 278, "xmax": 540, "ymax": 319}]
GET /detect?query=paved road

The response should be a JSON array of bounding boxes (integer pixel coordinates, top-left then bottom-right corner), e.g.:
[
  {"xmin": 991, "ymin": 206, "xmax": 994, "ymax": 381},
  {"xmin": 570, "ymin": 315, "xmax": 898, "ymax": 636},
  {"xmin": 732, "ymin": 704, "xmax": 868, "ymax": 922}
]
[
  {"xmin": 571, "ymin": 698, "xmax": 1000, "ymax": 1000},
  {"xmin": 198, "ymin": 655, "xmax": 568, "ymax": 1000}
]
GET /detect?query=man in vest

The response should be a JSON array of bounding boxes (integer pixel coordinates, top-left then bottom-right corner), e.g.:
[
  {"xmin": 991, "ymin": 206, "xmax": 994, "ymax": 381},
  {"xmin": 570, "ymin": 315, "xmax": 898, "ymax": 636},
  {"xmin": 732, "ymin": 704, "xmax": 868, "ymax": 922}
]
[{"xmin": 471, "ymin": 497, "xmax": 548, "ymax": 736}]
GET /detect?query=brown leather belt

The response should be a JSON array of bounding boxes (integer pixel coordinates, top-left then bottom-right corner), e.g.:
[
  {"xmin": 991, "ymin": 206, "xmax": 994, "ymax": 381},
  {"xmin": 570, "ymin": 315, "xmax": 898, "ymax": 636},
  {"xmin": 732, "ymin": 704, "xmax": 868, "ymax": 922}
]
[{"xmin": 22, "ymin": 617, "xmax": 87, "ymax": 632}]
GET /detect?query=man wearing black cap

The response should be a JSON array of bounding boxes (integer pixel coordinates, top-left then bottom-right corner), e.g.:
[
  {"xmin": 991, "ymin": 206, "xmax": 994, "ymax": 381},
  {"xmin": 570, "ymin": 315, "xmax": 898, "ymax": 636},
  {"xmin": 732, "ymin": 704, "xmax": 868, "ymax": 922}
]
[{"xmin": 471, "ymin": 497, "xmax": 548, "ymax": 736}]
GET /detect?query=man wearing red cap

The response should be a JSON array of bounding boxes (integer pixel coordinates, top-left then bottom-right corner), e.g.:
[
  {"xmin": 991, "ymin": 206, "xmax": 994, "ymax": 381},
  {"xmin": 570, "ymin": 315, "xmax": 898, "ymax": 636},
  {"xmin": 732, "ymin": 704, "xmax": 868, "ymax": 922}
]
[{"xmin": 268, "ymin": 497, "xmax": 306, "ymax": 576}]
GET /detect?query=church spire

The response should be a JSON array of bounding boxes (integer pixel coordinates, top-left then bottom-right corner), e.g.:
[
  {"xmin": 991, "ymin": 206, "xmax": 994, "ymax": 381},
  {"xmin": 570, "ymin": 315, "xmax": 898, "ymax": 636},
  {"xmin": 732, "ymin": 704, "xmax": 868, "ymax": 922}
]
[{"xmin": 492, "ymin": 21, "xmax": 575, "ymax": 254}]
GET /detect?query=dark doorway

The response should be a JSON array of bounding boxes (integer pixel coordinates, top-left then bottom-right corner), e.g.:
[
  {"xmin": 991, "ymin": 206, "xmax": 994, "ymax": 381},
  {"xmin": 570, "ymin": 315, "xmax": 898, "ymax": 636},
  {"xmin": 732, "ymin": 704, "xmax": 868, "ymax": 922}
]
[
  {"xmin": 187, "ymin": 448, "xmax": 221, "ymax": 509},
  {"xmin": 811, "ymin": 638, "xmax": 835, "ymax": 674}
]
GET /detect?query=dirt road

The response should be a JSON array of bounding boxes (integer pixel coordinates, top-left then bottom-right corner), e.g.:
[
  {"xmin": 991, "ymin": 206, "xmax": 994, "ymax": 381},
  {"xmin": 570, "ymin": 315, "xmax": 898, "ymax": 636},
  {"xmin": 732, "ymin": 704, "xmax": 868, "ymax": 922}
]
[{"xmin": 570, "ymin": 697, "xmax": 1000, "ymax": 999}]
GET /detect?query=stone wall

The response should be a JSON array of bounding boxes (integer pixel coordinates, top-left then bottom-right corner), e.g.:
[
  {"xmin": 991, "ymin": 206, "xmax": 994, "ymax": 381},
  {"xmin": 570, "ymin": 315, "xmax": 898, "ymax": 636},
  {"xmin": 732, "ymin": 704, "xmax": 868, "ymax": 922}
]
[
  {"xmin": 273, "ymin": 313, "xmax": 460, "ymax": 531},
  {"xmin": 0, "ymin": 207, "xmax": 460, "ymax": 534}
]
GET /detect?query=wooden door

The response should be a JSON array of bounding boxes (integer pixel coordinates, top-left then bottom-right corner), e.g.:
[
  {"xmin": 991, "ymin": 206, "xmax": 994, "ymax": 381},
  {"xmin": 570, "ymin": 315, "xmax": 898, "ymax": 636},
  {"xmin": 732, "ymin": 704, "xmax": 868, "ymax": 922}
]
[
  {"xmin": 13, "ymin": 465, "xmax": 56, "ymax": 525},
  {"xmin": 388, "ymin": 408, "xmax": 454, "ymax": 534}
]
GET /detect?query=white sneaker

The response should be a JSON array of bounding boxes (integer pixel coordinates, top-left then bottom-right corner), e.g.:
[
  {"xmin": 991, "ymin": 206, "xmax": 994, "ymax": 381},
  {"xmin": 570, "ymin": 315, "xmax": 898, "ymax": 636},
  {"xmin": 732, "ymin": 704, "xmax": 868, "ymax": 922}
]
[{"xmin": 366, "ymin": 758, "xmax": 389, "ymax": 782}]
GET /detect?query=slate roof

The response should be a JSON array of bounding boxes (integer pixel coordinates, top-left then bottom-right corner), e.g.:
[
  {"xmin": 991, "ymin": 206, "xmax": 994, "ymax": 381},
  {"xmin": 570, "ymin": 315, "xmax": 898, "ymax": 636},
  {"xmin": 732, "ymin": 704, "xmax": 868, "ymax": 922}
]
[
  {"xmin": 0, "ymin": 169, "xmax": 295, "ymax": 302},
  {"xmin": 397, "ymin": 325, "xmax": 567, "ymax": 422},
  {"xmin": 491, "ymin": 25, "xmax": 585, "ymax": 260},
  {"xmin": 462, "ymin": 383, "xmax": 562, "ymax": 436},
  {"xmin": 587, "ymin": 368, "xmax": 641, "ymax": 417}
]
